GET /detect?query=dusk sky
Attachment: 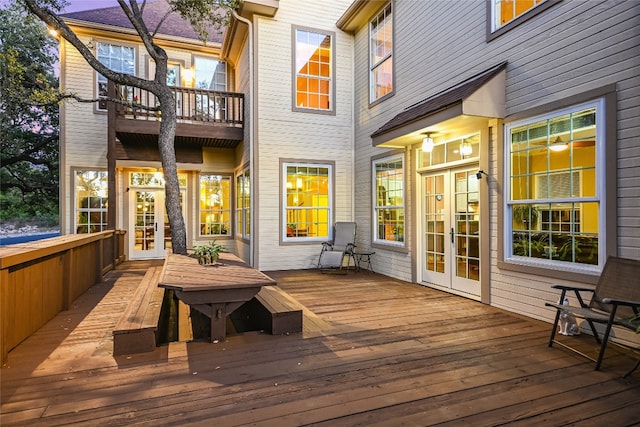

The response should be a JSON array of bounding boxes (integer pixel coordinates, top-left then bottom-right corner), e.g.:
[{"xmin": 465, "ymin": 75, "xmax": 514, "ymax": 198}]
[{"xmin": 62, "ymin": 0, "xmax": 121, "ymax": 13}]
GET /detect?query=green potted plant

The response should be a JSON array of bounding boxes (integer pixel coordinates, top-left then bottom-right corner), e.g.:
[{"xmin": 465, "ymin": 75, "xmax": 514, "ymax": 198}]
[{"xmin": 193, "ymin": 240, "xmax": 225, "ymax": 265}]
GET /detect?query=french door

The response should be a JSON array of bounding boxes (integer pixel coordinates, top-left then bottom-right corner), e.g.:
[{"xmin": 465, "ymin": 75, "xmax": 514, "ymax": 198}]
[
  {"xmin": 129, "ymin": 188, "xmax": 184, "ymax": 259},
  {"xmin": 422, "ymin": 167, "xmax": 480, "ymax": 297}
]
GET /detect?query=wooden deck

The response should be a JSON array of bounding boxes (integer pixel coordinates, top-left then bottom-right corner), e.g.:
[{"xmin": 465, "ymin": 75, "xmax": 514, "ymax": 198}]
[{"xmin": 2, "ymin": 261, "xmax": 639, "ymax": 426}]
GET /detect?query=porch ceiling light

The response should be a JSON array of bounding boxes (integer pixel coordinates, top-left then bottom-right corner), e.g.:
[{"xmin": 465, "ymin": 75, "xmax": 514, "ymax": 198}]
[
  {"xmin": 549, "ymin": 136, "xmax": 568, "ymax": 152},
  {"xmin": 422, "ymin": 133, "xmax": 434, "ymax": 153}
]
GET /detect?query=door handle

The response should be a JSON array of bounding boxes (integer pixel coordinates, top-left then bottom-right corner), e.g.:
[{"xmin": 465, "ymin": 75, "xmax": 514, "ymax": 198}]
[
  {"xmin": 450, "ymin": 227, "xmax": 454, "ymax": 244},
  {"xmin": 155, "ymin": 222, "xmax": 158, "ymax": 232}
]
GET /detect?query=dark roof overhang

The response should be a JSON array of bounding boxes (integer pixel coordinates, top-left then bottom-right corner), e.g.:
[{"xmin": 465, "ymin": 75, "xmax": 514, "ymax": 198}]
[{"xmin": 371, "ymin": 62, "xmax": 508, "ymax": 147}]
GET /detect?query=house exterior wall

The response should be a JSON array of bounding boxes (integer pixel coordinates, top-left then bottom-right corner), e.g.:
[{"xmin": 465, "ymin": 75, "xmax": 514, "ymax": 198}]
[
  {"xmin": 347, "ymin": 0, "xmax": 639, "ymax": 325},
  {"xmin": 250, "ymin": 0, "xmax": 355, "ymax": 271},
  {"xmin": 58, "ymin": 27, "xmax": 239, "ymax": 257}
]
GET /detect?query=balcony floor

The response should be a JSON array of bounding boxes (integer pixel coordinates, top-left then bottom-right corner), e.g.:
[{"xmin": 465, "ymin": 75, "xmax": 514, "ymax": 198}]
[{"xmin": 2, "ymin": 261, "xmax": 639, "ymax": 426}]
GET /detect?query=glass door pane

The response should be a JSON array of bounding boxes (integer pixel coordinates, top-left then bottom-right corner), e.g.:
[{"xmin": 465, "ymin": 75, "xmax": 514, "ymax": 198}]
[{"xmin": 134, "ymin": 191, "xmax": 156, "ymax": 253}]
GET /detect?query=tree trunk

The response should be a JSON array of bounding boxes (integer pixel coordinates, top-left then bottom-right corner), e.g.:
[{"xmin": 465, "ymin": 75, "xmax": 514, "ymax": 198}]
[{"xmin": 156, "ymin": 88, "xmax": 187, "ymax": 255}]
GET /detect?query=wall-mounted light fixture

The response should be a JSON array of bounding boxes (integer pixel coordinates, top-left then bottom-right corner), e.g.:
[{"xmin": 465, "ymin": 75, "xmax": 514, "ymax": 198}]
[
  {"xmin": 182, "ymin": 66, "xmax": 194, "ymax": 86},
  {"xmin": 422, "ymin": 133, "xmax": 434, "ymax": 153},
  {"xmin": 476, "ymin": 170, "xmax": 489, "ymax": 180}
]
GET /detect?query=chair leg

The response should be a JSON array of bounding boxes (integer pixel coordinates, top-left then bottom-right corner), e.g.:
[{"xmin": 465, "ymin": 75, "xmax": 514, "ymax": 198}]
[
  {"xmin": 594, "ymin": 307, "xmax": 618, "ymax": 371},
  {"xmin": 549, "ymin": 289, "xmax": 566, "ymax": 347},
  {"xmin": 623, "ymin": 358, "xmax": 640, "ymax": 378},
  {"xmin": 549, "ymin": 309, "xmax": 561, "ymax": 347}
]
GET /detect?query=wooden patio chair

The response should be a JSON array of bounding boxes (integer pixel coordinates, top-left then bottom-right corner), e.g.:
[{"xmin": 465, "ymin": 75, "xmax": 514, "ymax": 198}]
[
  {"xmin": 545, "ymin": 256, "xmax": 640, "ymax": 371},
  {"xmin": 317, "ymin": 222, "xmax": 357, "ymax": 273}
]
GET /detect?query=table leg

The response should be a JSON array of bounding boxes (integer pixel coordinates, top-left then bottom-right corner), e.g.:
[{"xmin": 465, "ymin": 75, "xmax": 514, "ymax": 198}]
[{"xmin": 209, "ymin": 303, "xmax": 226, "ymax": 342}]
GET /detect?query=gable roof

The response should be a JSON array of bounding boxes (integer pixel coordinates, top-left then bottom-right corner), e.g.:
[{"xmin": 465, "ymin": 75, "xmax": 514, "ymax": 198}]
[
  {"xmin": 61, "ymin": 0, "xmax": 224, "ymax": 44},
  {"xmin": 371, "ymin": 62, "xmax": 507, "ymax": 144}
]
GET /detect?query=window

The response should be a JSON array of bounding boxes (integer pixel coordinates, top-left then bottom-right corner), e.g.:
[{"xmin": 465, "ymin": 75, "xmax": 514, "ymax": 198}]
[
  {"xmin": 373, "ymin": 155, "xmax": 404, "ymax": 245},
  {"xmin": 370, "ymin": 3, "xmax": 393, "ymax": 103},
  {"xmin": 96, "ymin": 42, "xmax": 135, "ymax": 110},
  {"xmin": 505, "ymin": 100, "xmax": 603, "ymax": 270},
  {"xmin": 491, "ymin": 0, "xmax": 549, "ymax": 32},
  {"xmin": 283, "ymin": 163, "xmax": 332, "ymax": 241},
  {"xmin": 293, "ymin": 28, "xmax": 333, "ymax": 112},
  {"xmin": 420, "ymin": 134, "xmax": 480, "ymax": 168},
  {"xmin": 75, "ymin": 170, "xmax": 108, "ymax": 233},
  {"xmin": 199, "ymin": 174, "xmax": 231, "ymax": 237},
  {"xmin": 194, "ymin": 56, "xmax": 227, "ymax": 120},
  {"xmin": 236, "ymin": 168, "xmax": 250, "ymax": 238}
]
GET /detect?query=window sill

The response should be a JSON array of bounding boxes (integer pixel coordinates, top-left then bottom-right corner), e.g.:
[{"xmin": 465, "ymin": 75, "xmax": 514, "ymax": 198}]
[{"xmin": 498, "ymin": 257, "xmax": 600, "ymax": 284}]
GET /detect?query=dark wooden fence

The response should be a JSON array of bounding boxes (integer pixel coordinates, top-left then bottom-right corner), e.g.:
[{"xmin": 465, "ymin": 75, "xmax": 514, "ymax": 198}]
[{"xmin": 0, "ymin": 230, "xmax": 126, "ymax": 365}]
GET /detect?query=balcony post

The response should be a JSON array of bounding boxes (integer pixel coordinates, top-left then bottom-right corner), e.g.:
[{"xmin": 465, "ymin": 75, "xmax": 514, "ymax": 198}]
[{"xmin": 107, "ymin": 81, "xmax": 117, "ymax": 230}]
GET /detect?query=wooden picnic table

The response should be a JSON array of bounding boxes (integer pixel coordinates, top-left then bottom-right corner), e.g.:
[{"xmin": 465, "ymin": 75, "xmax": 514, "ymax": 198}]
[{"xmin": 159, "ymin": 253, "xmax": 275, "ymax": 342}]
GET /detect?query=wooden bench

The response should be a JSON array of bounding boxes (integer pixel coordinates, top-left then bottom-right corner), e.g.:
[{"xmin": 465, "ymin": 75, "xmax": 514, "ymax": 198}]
[
  {"xmin": 113, "ymin": 266, "xmax": 165, "ymax": 356},
  {"xmin": 545, "ymin": 256, "xmax": 640, "ymax": 371},
  {"xmin": 254, "ymin": 286, "xmax": 303, "ymax": 335}
]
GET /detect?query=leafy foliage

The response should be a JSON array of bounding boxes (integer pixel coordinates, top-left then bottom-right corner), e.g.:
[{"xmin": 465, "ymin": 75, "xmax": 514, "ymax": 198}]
[
  {"xmin": 0, "ymin": 2, "xmax": 60, "ymax": 225},
  {"xmin": 169, "ymin": 0, "xmax": 239, "ymax": 41}
]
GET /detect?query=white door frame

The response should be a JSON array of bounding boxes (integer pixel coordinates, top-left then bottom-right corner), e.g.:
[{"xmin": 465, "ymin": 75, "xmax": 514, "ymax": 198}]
[{"xmin": 419, "ymin": 165, "xmax": 481, "ymax": 299}]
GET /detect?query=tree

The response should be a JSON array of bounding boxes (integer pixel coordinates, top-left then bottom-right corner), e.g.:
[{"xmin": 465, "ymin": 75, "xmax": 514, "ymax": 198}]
[
  {"xmin": 0, "ymin": 2, "xmax": 60, "ymax": 226},
  {"xmin": 20, "ymin": 0, "xmax": 237, "ymax": 255}
]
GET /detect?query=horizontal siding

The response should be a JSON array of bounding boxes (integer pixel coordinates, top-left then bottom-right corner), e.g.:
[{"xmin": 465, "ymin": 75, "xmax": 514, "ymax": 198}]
[
  {"xmin": 350, "ymin": 0, "xmax": 640, "ymax": 320},
  {"xmin": 254, "ymin": 0, "xmax": 355, "ymax": 271}
]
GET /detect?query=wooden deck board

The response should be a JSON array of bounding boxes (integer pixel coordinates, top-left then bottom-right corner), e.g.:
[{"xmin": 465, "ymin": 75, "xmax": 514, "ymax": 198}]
[{"xmin": 1, "ymin": 263, "xmax": 639, "ymax": 426}]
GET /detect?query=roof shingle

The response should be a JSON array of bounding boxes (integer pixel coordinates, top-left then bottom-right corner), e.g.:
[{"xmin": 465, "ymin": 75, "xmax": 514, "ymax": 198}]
[{"xmin": 61, "ymin": 0, "xmax": 224, "ymax": 44}]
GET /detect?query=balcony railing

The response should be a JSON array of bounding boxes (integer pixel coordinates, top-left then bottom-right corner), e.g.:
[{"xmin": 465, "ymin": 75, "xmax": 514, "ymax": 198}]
[{"xmin": 110, "ymin": 82, "xmax": 244, "ymax": 127}]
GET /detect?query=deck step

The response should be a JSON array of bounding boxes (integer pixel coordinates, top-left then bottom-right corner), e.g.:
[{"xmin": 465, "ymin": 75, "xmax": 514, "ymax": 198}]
[
  {"xmin": 254, "ymin": 285, "xmax": 303, "ymax": 335},
  {"xmin": 112, "ymin": 266, "xmax": 165, "ymax": 356}
]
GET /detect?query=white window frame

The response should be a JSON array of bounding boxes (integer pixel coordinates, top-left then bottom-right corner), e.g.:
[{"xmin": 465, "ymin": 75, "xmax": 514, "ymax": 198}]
[
  {"xmin": 372, "ymin": 154, "xmax": 405, "ymax": 247},
  {"xmin": 282, "ymin": 162, "xmax": 333, "ymax": 243},
  {"xmin": 74, "ymin": 170, "xmax": 108, "ymax": 234},
  {"xmin": 369, "ymin": 2, "xmax": 393, "ymax": 104},
  {"xmin": 96, "ymin": 42, "xmax": 135, "ymax": 111},
  {"xmin": 504, "ymin": 98, "xmax": 606, "ymax": 274},
  {"xmin": 292, "ymin": 26, "xmax": 335, "ymax": 113},
  {"xmin": 235, "ymin": 167, "xmax": 250, "ymax": 240},
  {"xmin": 198, "ymin": 174, "xmax": 232, "ymax": 238}
]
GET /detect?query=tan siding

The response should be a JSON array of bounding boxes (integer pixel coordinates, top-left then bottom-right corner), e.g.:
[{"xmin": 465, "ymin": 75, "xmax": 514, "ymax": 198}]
[{"xmin": 253, "ymin": 0, "xmax": 354, "ymax": 271}]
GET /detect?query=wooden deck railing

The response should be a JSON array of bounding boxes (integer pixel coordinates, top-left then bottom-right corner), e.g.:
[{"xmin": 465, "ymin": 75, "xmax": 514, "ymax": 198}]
[
  {"xmin": 0, "ymin": 230, "xmax": 126, "ymax": 365},
  {"xmin": 110, "ymin": 82, "xmax": 244, "ymax": 127}
]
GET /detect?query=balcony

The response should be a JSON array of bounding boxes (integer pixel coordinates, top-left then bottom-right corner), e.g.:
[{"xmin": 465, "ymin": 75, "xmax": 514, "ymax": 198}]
[{"xmin": 107, "ymin": 81, "xmax": 244, "ymax": 153}]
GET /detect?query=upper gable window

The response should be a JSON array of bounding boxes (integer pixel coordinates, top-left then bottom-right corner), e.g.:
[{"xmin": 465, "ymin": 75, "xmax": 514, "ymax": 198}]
[
  {"xmin": 492, "ymin": 0, "xmax": 548, "ymax": 31},
  {"xmin": 96, "ymin": 42, "xmax": 135, "ymax": 111},
  {"xmin": 293, "ymin": 27, "xmax": 334, "ymax": 113},
  {"xmin": 370, "ymin": 3, "xmax": 393, "ymax": 104}
]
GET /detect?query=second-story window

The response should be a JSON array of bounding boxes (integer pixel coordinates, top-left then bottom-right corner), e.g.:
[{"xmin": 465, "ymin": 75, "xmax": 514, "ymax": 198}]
[
  {"xmin": 293, "ymin": 27, "xmax": 334, "ymax": 113},
  {"xmin": 194, "ymin": 56, "xmax": 227, "ymax": 120},
  {"xmin": 370, "ymin": 3, "xmax": 393, "ymax": 104},
  {"xmin": 96, "ymin": 42, "xmax": 135, "ymax": 110},
  {"xmin": 493, "ymin": 0, "xmax": 547, "ymax": 31}
]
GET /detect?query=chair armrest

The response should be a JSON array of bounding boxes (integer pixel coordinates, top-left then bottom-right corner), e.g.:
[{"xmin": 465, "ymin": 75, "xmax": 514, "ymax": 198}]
[
  {"xmin": 601, "ymin": 297, "xmax": 640, "ymax": 307},
  {"xmin": 321, "ymin": 242, "xmax": 333, "ymax": 249},
  {"xmin": 551, "ymin": 284, "xmax": 595, "ymax": 293}
]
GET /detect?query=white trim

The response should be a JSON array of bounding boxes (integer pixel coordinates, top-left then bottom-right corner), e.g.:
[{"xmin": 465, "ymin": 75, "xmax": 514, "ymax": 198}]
[{"xmin": 503, "ymin": 98, "xmax": 606, "ymax": 272}]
